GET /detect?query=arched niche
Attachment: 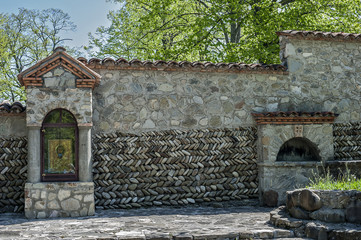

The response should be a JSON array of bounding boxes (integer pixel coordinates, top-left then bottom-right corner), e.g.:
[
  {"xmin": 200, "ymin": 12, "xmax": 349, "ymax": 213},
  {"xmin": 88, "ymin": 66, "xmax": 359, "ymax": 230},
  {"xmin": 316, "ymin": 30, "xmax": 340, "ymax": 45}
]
[
  {"xmin": 41, "ymin": 108, "xmax": 79, "ymax": 182},
  {"xmin": 276, "ymin": 137, "xmax": 321, "ymax": 162}
]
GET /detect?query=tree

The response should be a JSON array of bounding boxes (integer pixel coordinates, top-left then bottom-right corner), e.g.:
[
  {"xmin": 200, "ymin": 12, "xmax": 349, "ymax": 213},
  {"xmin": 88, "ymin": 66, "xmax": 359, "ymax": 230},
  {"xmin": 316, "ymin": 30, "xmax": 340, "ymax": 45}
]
[
  {"xmin": 0, "ymin": 8, "xmax": 76, "ymax": 102},
  {"xmin": 88, "ymin": 0, "xmax": 361, "ymax": 63}
]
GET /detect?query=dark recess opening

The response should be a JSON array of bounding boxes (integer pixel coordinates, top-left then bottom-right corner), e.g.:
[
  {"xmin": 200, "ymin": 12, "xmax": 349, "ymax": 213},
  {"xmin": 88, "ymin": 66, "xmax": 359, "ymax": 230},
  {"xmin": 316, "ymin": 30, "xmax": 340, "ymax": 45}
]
[{"xmin": 276, "ymin": 137, "xmax": 321, "ymax": 162}]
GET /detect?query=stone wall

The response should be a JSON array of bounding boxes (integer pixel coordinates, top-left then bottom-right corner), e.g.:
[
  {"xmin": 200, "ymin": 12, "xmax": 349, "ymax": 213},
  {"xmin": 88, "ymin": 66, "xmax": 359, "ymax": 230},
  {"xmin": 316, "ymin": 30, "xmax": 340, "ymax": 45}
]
[
  {"xmin": 286, "ymin": 189, "xmax": 361, "ymax": 224},
  {"xmin": 0, "ymin": 137, "xmax": 27, "ymax": 213},
  {"xmin": 92, "ymin": 70, "xmax": 288, "ymax": 134},
  {"xmin": 24, "ymin": 182, "xmax": 95, "ymax": 218},
  {"xmin": 0, "ymin": 115, "xmax": 26, "ymax": 138},
  {"xmin": 91, "ymin": 38, "xmax": 361, "ymax": 135},
  {"xmin": 92, "ymin": 127, "xmax": 258, "ymax": 208},
  {"xmin": 26, "ymin": 66, "xmax": 93, "ymax": 127},
  {"xmin": 333, "ymin": 122, "xmax": 361, "ymax": 161},
  {"xmin": 280, "ymin": 37, "xmax": 361, "ymax": 123}
]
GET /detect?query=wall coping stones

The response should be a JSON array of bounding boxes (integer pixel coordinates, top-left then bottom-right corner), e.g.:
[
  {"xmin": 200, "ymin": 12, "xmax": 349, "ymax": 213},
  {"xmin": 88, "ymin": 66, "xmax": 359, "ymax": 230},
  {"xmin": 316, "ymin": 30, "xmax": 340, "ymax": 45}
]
[{"xmin": 79, "ymin": 57, "xmax": 288, "ymax": 75}]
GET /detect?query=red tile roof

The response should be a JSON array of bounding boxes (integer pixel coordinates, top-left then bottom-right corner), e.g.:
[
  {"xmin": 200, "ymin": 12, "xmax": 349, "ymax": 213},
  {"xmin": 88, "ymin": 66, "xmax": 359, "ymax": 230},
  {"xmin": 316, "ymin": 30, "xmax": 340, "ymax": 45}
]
[
  {"xmin": 18, "ymin": 47, "xmax": 101, "ymax": 89},
  {"xmin": 78, "ymin": 57, "xmax": 288, "ymax": 74},
  {"xmin": 277, "ymin": 30, "xmax": 361, "ymax": 42},
  {"xmin": 0, "ymin": 101, "xmax": 26, "ymax": 115}
]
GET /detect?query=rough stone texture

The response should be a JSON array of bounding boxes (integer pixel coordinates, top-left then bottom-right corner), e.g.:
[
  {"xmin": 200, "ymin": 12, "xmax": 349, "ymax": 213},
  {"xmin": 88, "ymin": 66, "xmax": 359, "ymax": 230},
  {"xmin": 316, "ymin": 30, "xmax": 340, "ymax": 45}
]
[
  {"xmin": 259, "ymin": 162, "xmax": 322, "ymax": 205},
  {"xmin": 92, "ymin": 128, "xmax": 259, "ymax": 209},
  {"xmin": 26, "ymin": 66, "xmax": 93, "ymax": 126},
  {"xmin": 0, "ymin": 115, "xmax": 26, "ymax": 137},
  {"xmin": 91, "ymin": 38, "xmax": 361, "ymax": 135},
  {"xmin": 0, "ymin": 137, "xmax": 27, "ymax": 213},
  {"xmin": 289, "ymin": 206, "xmax": 310, "ymax": 220},
  {"xmin": 92, "ymin": 70, "xmax": 286, "ymax": 134},
  {"xmin": 24, "ymin": 182, "xmax": 95, "ymax": 219},
  {"xmin": 299, "ymin": 189, "xmax": 322, "ymax": 211},
  {"xmin": 345, "ymin": 200, "xmax": 361, "ymax": 223},
  {"xmin": 270, "ymin": 206, "xmax": 361, "ymax": 239},
  {"xmin": 279, "ymin": 37, "xmax": 361, "ymax": 123},
  {"xmin": 286, "ymin": 189, "xmax": 361, "ymax": 224},
  {"xmin": 309, "ymin": 207, "xmax": 345, "ymax": 223},
  {"xmin": 313, "ymin": 189, "xmax": 353, "ymax": 209}
]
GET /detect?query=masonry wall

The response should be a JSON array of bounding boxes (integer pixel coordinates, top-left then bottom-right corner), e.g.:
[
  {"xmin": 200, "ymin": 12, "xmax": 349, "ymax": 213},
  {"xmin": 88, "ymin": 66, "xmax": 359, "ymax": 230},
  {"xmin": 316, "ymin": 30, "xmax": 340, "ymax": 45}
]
[
  {"xmin": 0, "ymin": 115, "xmax": 27, "ymax": 212},
  {"xmin": 280, "ymin": 37, "xmax": 361, "ymax": 122},
  {"xmin": 89, "ymin": 36, "xmax": 361, "ymax": 208},
  {"xmin": 92, "ymin": 127, "xmax": 258, "ymax": 208}
]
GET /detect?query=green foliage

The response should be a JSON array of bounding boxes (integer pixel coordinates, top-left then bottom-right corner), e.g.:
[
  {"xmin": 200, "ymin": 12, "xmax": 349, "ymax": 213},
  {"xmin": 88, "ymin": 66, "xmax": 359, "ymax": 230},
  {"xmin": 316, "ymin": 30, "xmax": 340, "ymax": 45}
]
[
  {"xmin": 307, "ymin": 166, "xmax": 361, "ymax": 191},
  {"xmin": 0, "ymin": 8, "xmax": 76, "ymax": 102},
  {"xmin": 88, "ymin": 0, "xmax": 361, "ymax": 63}
]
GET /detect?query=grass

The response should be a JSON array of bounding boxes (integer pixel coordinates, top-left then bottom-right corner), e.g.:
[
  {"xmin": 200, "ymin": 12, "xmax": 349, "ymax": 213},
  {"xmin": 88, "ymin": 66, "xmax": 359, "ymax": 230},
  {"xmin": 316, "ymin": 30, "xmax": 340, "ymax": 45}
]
[{"xmin": 307, "ymin": 166, "xmax": 361, "ymax": 191}]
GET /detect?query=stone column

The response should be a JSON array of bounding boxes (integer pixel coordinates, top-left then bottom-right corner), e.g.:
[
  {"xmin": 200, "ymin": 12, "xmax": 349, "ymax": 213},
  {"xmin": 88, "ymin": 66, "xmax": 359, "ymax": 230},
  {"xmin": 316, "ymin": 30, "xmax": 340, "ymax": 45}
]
[
  {"xmin": 27, "ymin": 126, "xmax": 41, "ymax": 183},
  {"xmin": 78, "ymin": 125, "xmax": 92, "ymax": 182}
]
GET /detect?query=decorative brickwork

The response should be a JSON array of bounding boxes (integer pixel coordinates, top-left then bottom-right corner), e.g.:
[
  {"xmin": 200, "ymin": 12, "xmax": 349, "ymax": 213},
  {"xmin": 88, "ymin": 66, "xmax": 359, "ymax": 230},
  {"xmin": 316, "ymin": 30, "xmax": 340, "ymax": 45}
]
[
  {"xmin": 0, "ymin": 137, "xmax": 27, "ymax": 213},
  {"xmin": 333, "ymin": 122, "xmax": 361, "ymax": 160},
  {"xmin": 92, "ymin": 128, "xmax": 258, "ymax": 209},
  {"xmin": 252, "ymin": 112, "xmax": 338, "ymax": 125}
]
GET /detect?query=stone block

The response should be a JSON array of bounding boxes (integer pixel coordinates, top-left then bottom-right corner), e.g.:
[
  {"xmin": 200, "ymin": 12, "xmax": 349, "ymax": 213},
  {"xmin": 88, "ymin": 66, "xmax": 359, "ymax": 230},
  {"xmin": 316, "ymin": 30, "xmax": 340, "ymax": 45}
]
[
  {"xmin": 305, "ymin": 222, "xmax": 327, "ymax": 240},
  {"xmin": 273, "ymin": 229, "xmax": 293, "ymax": 238},
  {"xmin": 345, "ymin": 200, "xmax": 361, "ymax": 223},
  {"xmin": 328, "ymin": 230, "xmax": 361, "ymax": 240},
  {"xmin": 58, "ymin": 189, "xmax": 71, "ymax": 201},
  {"xmin": 35, "ymin": 200, "xmax": 46, "ymax": 210},
  {"xmin": 299, "ymin": 189, "xmax": 322, "ymax": 211},
  {"xmin": 61, "ymin": 198, "xmax": 81, "ymax": 211},
  {"xmin": 37, "ymin": 212, "xmax": 46, "ymax": 219},
  {"xmin": 289, "ymin": 206, "xmax": 310, "ymax": 220},
  {"xmin": 309, "ymin": 207, "xmax": 345, "ymax": 223}
]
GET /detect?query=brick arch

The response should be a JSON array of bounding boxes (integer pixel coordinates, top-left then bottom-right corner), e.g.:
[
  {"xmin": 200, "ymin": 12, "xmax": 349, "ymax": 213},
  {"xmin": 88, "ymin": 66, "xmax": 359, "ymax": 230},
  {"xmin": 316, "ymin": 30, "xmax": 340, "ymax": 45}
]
[
  {"xmin": 264, "ymin": 124, "xmax": 333, "ymax": 163},
  {"xmin": 41, "ymin": 103, "xmax": 81, "ymax": 125}
]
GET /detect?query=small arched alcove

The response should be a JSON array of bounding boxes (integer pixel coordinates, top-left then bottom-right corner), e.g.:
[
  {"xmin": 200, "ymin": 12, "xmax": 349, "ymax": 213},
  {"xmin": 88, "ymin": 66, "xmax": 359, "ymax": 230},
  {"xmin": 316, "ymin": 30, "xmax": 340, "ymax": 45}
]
[
  {"xmin": 41, "ymin": 108, "xmax": 79, "ymax": 182},
  {"xmin": 276, "ymin": 137, "xmax": 321, "ymax": 162}
]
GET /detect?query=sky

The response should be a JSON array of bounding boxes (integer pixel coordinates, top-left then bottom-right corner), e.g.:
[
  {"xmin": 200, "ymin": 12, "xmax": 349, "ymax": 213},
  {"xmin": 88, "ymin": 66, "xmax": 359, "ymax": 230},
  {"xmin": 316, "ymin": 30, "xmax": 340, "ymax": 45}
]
[{"xmin": 0, "ymin": 0, "xmax": 119, "ymax": 52}]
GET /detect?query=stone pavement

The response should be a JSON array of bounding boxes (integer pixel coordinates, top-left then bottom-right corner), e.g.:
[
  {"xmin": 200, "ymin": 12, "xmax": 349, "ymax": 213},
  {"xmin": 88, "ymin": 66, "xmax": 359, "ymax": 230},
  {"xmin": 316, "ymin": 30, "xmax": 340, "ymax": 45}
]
[{"xmin": 0, "ymin": 200, "xmax": 308, "ymax": 240}]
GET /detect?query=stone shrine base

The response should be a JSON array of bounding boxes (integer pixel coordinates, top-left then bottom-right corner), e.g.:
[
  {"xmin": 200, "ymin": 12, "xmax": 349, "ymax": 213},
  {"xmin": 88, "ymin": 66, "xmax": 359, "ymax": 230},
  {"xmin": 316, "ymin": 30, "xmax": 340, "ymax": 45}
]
[{"xmin": 24, "ymin": 182, "xmax": 95, "ymax": 219}]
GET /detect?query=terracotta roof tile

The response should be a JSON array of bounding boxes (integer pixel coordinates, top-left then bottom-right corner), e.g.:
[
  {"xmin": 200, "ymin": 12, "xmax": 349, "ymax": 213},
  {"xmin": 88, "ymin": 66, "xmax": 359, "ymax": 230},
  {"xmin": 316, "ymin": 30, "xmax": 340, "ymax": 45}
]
[
  {"xmin": 78, "ymin": 57, "xmax": 287, "ymax": 74},
  {"xmin": 0, "ymin": 100, "xmax": 26, "ymax": 114},
  {"xmin": 277, "ymin": 30, "xmax": 361, "ymax": 42}
]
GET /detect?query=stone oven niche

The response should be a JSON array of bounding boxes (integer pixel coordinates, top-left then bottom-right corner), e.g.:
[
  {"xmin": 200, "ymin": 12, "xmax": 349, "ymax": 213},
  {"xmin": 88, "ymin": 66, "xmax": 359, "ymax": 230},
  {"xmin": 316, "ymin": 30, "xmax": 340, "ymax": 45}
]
[
  {"xmin": 252, "ymin": 111, "xmax": 338, "ymax": 206},
  {"xmin": 276, "ymin": 137, "xmax": 321, "ymax": 162}
]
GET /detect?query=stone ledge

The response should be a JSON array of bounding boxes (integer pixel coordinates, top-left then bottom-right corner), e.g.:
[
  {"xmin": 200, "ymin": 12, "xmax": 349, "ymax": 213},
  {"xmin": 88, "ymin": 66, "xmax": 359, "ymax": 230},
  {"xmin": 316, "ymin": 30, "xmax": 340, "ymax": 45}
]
[
  {"xmin": 286, "ymin": 189, "xmax": 361, "ymax": 224},
  {"xmin": 270, "ymin": 206, "xmax": 361, "ymax": 239}
]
